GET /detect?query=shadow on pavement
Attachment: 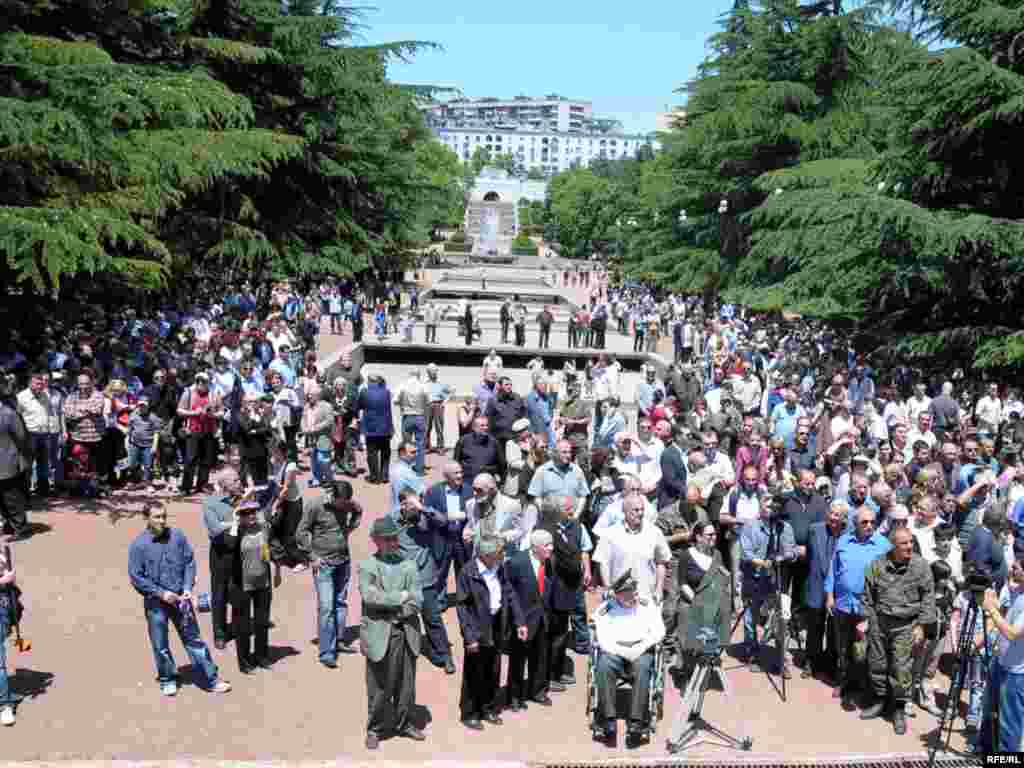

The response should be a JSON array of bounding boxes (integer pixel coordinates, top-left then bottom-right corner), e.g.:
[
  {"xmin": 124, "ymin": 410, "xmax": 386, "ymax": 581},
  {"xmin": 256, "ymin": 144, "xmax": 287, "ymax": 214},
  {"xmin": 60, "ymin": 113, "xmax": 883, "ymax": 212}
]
[{"xmin": 10, "ymin": 668, "xmax": 55, "ymax": 702}]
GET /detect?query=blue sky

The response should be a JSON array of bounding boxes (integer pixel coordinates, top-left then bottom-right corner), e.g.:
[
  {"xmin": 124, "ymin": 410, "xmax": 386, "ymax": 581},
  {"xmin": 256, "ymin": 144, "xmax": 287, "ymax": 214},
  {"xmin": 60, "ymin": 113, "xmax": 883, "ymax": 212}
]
[{"xmin": 360, "ymin": 1, "xmax": 732, "ymax": 134}]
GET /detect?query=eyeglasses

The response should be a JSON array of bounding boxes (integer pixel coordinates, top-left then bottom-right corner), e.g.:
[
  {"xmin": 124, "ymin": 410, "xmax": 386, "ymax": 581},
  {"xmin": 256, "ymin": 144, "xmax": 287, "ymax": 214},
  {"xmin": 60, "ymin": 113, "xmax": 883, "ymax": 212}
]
[
  {"xmin": 472, "ymin": 487, "xmax": 487, "ymax": 494},
  {"xmin": 857, "ymin": 520, "xmax": 875, "ymax": 527}
]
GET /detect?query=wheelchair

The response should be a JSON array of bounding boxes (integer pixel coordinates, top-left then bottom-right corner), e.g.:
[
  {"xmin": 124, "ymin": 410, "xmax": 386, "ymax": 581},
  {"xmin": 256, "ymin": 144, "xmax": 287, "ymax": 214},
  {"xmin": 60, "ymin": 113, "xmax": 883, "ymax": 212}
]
[{"xmin": 585, "ymin": 619, "xmax": 667, "ymax": 739}]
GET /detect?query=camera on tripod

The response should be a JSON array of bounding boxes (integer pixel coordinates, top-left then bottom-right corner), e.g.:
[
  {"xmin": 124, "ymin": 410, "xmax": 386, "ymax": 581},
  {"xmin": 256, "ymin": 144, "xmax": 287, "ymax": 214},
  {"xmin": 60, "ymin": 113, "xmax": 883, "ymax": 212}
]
[{"xmin": 964, "ymin": 563, "xmax": 994, "ymax": 596}]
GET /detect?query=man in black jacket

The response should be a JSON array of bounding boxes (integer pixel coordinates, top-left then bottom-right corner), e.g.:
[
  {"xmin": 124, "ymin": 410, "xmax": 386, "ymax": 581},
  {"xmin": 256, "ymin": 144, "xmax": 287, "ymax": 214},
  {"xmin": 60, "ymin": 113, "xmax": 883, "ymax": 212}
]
[
  {"xmin": 505, "ymin": 529, "xmax": 555, "ymax": 709},
  {"xmin": 782, "ymin": 468, "xmax": 829, "ymax": 639},
  {"xmin": 486, "ymin": 377, "xmax": 527, "ymax": 464},
  {"xmin": 657, "ymin": 425, "xmax": 689, "ymax": 512},
  {"xmin": 455, "ymin": 536, "xmax": 509, "ymax": 729},
  {"xmin": 454, "ymin": 416, "xmax": 505, "ymax": 486}
]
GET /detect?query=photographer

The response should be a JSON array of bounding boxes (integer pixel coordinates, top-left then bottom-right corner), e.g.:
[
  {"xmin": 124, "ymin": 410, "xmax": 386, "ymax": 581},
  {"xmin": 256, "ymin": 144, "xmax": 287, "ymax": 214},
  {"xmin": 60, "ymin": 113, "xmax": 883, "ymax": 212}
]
[{"xmin": 979, "ymin": 561, "xmax": 1024, "ymax": 753}]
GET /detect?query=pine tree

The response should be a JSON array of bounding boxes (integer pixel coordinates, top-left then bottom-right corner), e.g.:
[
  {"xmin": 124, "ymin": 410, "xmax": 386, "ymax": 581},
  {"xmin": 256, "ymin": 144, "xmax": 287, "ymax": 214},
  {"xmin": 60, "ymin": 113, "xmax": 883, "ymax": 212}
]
[{"xmin": 0, "ymin": 0, "xmax": 451, "ymax": 303}]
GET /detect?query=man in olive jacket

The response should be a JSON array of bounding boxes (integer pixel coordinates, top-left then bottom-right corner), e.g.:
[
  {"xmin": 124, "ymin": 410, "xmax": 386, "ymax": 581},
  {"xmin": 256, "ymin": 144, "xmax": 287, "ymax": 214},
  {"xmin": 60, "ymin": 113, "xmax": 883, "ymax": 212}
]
[{"xmin": 358, "ymin": 516, "xmax": 426, "ymax": 749}]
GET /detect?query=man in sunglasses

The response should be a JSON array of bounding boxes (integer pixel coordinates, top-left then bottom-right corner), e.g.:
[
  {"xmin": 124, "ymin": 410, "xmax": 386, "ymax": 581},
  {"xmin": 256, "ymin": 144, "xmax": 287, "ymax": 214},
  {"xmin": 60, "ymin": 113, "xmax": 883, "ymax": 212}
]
[{"xmin": 824, "ymin": 507, "xmax": 891, "ymax": 711}]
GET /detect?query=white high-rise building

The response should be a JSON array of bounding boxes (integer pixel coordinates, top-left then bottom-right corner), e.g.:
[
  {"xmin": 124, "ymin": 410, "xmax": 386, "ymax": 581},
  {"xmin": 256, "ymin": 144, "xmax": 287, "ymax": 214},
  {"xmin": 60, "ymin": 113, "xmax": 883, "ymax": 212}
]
[{"xmin": 422, "ymin": 93, "xmax": 658, "ymax": 177}]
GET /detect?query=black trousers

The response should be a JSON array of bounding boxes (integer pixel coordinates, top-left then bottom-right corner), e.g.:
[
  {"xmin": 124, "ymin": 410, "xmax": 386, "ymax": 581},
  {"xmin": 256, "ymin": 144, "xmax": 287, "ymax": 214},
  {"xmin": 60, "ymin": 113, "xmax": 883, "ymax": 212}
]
[
  {"xmin": 0, "ymin": 474, "xmax": 29, "ymax": 536},
  {"xmin": 284, "ymin": 425, "xmax": 299, "ymax": 463},
  {"xmin": 501, "ymin": 321, "xmax": 510, "ymax": 344},
  {"xmin": 548, "ymin": 609, "xmax": 571, "ymax": 685},
  {"xmin": 539, "ymin": 328, "xmax": 551, "ymax": 348},
  {"xmin": 269, "ymin": 498, "xmax": 306, "ymax": 567},
  {"xmin": 366, "ymin": 436, "xmax": 391, "ymax": 482},
  {"xmin": 367, "ymin": 626, "xmax": 417, "ymax": 736},
  {"xmin": 231, "ymin": 585, "xmax": 272, "ymax": 665},
  {"xmin": 181, "ymin": 432, "xmax": 217, "ymax": 493},
  {"xmin": 239, "ymin": 454, "xmax": 268, "ymax": 487},
  {"xmin": 805, "ymin": 606, "xmax": 838, "ymax": 676},
  {"xmin": 508, "ymin": 621, "xmax": 549, "ymax": 702},
  {"xmin": 459, "ymin": 615, "xmax": 502, "ymax": 720},
  {"xmin": 209, "ymin": 540, "xmax": 234, "ymax": 642}
]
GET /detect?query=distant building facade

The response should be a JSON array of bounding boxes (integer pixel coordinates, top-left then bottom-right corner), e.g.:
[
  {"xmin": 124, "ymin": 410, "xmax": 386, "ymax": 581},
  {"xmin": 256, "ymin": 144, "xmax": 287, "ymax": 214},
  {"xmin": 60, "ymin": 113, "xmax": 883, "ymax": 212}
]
[
  {"xmin": 655, "ymin": 107, "xmax": 688, "ymax": 132},
  {"xmin": 423, "ymin": 94, "xmax": 658, "ymax": 177}
]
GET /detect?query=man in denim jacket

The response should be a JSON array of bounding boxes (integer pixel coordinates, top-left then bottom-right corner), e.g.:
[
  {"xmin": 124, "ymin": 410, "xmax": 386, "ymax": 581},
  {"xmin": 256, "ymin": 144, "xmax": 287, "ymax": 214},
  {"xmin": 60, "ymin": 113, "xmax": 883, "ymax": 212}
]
[{"xmin": 128, "ymin": 506, "xmax": 232, "ymax": 697}]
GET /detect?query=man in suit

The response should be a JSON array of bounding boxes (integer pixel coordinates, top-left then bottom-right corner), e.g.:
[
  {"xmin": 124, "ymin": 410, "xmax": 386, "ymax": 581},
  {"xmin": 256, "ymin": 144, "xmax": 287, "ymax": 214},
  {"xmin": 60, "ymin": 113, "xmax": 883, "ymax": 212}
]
[
  {"xmin": 424, "ymin": 463, "xmax": 473, "ymax": 635},
  {"xmin": 504, "ymin": 528, "xmax": 555, "ymax": 710},
  {"xmin": 358, "ymin": 517, "xmax": 426, "ymax": 750},
  {"xmin": 803, "ymin": 499, "xmax": 848, "ymax": 680},
  {"xmin": 465, "ymin": 472, "xmax": 525, "ymax": 555},
  {"xmin": 657, "ymin": 424, "xmax": 689, "ymax": 512},
  {"xmin": 455, "ymin": 536, "xmax": 509, "ymax": 730}
]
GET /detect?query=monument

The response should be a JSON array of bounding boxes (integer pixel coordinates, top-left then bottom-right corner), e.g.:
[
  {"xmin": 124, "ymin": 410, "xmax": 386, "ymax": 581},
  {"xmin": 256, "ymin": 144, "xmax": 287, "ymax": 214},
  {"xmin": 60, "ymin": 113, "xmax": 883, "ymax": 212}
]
[{"xmin": 465, "ymin": 167, "xmax": 546, "ymax": 263}]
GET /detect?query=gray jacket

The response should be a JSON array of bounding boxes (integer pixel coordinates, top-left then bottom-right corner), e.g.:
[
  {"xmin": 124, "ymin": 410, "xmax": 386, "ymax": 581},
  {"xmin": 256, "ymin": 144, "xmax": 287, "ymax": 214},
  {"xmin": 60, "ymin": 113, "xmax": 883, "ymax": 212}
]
[{"xmin": 296, "ymin": 492, "xmax": 362, "ymax": 563}]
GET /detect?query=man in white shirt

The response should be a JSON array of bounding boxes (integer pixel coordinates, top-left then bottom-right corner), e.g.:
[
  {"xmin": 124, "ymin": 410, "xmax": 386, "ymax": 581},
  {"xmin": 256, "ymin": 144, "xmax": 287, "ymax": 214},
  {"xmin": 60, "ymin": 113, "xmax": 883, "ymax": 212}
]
[
  {"xmin": 975, "ymin": 383, "xmax": 1003, "ymax": 435},
  {"xmin": 16, "ymin": 371, "xmax": 56, "ymax": 496},
  {"xmin": 593, "ymin": 495, "xmax": 670, "ymax": 601},
  {"xmin": 591, "ymin": 570, "xmax": 666, "ymax": 748},
  {"xmin": 907, "ymin": 411, "xmax": 938, "ymax": 452},
  {"xmin": 732, "ymin": 364, "xmax": 763, "ymax": 417},
  {"xmin": 906, "ymin": 383, "xmax": 932, "ymax": 424}
]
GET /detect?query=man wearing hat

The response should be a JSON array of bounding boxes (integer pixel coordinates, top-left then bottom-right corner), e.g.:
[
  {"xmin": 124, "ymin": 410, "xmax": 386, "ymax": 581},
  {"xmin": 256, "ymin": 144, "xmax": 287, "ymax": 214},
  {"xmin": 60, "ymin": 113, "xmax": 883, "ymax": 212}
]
[
  {"xmin": 591, "ymin": 570, "xmax": 666, "ymax": 748},
  {"xmin": 358, "ymin": 516, "xmax": 425, "ymax": 749},
  {"xmin": 557, "ymin": 377, "xmax": 592, "ymax": 477},
  {"xmin": 454, "ymin": 536, "xmax": 509, "ymax": 730}
]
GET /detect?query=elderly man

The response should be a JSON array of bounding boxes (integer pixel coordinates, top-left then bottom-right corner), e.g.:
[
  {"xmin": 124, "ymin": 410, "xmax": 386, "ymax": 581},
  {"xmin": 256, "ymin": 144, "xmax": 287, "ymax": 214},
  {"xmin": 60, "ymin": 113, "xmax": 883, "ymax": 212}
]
[
  {"xmin": 539, "ymin": 494, "xmax": 594, "ymax": 689},
  {"xmin": 466, "ymin": 472, "xmax": 524, "ymax": 554},
  {"xmin": 201, "ymin": 468, "xmax": 250, "ymax": 650},
  {"xmin": 455, "ymin": 536, "xmax": 509, "ymax": 730},
  {"xmin": 739, "ymin": 493, "xmax": 797, "ymax": 674},
  {"xmin": 423, "ymin": 364, "xmax": 453, "ymax": 454},
  {"xmin": 861, "ymin": 527, "xmax": 936, "ymax": 734},
  {"xmin": 504, "ymin": 529, "xmax": 555, "ymax": 709},
  {"xmin": 396, "ymin": 488, "xmax": 456, "ymax": 676},
  {"xmin": 358, "ymin": 517, "xmax": 425, "ymax": 750},
  {"xmin": 804, "ymin": 500, "xmax": 848, "ymax": 680},
  {"xmin": 594, "ymin": 493, "xmax": 671, "ymax": 600},
  {"xmin": 825, "ymin": 507, "xmax": 892, "ymax": 709},
  {"xmin": 15, "ymin": 371, "xmax": 55, "ymax": 498},
  {"xmin": 591, "ymin": 570, "xmax": 666, "ymax": 748}
]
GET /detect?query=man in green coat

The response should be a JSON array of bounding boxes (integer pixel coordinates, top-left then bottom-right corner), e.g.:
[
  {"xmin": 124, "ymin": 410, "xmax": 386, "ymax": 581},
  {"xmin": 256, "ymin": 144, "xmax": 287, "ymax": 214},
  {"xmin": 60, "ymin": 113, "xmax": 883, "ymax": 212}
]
[{"xmin": 359, "ymin": 517, "xmax": 426, "ymax": 749}]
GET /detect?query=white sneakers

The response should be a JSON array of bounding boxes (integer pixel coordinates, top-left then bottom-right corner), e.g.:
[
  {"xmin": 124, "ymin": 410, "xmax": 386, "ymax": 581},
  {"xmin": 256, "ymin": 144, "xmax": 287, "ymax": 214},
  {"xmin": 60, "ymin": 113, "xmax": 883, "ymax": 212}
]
[
  {"xmin": 162, "ymin": 680, "xmax": 230, "ymax": 696},
  {"xmin": 1, "ymin": 706, "xmax": 15, "ymax": 726}
]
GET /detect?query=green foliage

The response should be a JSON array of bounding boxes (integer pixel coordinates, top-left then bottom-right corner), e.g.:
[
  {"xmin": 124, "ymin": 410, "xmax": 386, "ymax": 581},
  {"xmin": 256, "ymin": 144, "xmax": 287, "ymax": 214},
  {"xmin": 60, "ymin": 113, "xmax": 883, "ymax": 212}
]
[
  {"xmin": 526, "ymin": 167, "xmax": 545, "ymax": 181},
  {"xmin": 0, "ymin": 0, "xmax": 453, "ymax": 295}
]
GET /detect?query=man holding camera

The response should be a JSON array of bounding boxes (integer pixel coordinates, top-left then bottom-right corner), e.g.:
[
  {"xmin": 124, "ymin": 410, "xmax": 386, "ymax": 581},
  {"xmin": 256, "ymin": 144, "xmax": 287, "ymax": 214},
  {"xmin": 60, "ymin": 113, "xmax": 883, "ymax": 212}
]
[
  {"xmin": 977, "ymin": 561, "xmax": 1024, "ymax": 753},
  {"xmin": 861, "ymin": 526, "xmax": 936, "ymax": 734}
]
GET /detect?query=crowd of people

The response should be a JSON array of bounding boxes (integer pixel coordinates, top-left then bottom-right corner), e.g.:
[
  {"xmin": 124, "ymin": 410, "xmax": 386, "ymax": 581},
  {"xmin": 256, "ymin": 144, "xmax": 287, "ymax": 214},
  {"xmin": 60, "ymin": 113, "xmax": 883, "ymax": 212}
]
[{"xmin": 2, "ymin": 272, "xmax": 1024, "ymax": 757}]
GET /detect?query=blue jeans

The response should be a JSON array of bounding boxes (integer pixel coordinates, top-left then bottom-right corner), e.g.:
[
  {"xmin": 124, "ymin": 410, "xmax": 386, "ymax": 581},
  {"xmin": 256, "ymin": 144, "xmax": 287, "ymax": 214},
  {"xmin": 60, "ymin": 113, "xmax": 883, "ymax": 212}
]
[
  {"xmin": 572, "ymin": 586, "xmax": 591, "ymax": 653},
  {"xmin": 966, "ymin": 652, "xmax": 985, "ymax": 726},
  {"xmin": 981, "ymin": 661, "xmax": 1024, "ymax": 752},
  {"xmin": 127, "ymin": 444, "xmax": 154, "ymax": 481},
  {"xmin": 29, "ymin": 433, "xmax": 57, "ymax": 492},
  {"xmin": 144, "ymin": 598, "xmax": 219, "ymax": 688},
  {"xmin": 0, "ymin": 615, "xmax": 21, "ymax": 709},
  {"xmin": 742, "ymin": 590, "xmax": 767, "ymax": 649},
  {"xmin": 421, "ymin": 585, "xmax": 451, "ymax": 666},
  {"xmin": 402, "ymin": 415, "xmax": 426, "ymax": 474},
  {"xmin": 311, "ymin": 448, "xmax": 334, "ymax": 485},
  {"xmin": 314, "ymin": 560, "xmax": 351, "ymax": 663}
]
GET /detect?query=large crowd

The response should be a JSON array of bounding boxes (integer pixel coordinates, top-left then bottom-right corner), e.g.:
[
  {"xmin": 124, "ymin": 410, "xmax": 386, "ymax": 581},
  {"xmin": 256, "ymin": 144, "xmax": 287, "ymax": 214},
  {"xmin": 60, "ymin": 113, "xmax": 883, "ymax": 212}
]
[{"xmin": 1, "ymin": 271, "xmax": 1023, "ymax": 756}]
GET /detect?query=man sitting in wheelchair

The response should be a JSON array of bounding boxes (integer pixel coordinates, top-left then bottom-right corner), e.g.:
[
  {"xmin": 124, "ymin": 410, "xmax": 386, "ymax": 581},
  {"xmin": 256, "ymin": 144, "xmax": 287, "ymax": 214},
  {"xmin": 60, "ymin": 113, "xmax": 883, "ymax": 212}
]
[{"xmin": 590, "ymin": 569, "xmax": 665, "ymax": 748}]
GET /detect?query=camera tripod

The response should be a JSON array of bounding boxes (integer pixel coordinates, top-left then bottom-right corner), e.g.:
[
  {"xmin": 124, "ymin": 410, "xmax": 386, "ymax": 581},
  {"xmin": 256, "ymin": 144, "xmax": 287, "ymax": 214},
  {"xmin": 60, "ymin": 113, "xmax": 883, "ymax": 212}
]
[
  {"xmin": 667, "ymin": 653, "xmax": 753, "ymax": 754},
  {"xmin": 730, "ymin": 558, "xmax": 800, "ymax": 702},
  {"xmin": 927, "ymin": 590, "xmax": 993, "ymax": 767}
]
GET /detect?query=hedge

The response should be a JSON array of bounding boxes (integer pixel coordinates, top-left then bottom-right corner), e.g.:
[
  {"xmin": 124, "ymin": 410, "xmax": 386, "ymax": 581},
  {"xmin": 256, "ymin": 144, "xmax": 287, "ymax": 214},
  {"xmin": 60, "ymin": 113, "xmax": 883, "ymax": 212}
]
[{"xmin": 444, "ymin": 241, "xmax": 473, "ymax": 253}]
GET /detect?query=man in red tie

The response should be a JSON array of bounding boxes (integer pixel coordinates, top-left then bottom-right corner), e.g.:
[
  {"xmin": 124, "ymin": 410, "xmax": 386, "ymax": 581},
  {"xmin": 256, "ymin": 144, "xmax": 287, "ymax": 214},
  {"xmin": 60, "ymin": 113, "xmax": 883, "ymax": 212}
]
[{"xmin": 503, "ymin": 529, "xmax": 555, "ymax": 710}]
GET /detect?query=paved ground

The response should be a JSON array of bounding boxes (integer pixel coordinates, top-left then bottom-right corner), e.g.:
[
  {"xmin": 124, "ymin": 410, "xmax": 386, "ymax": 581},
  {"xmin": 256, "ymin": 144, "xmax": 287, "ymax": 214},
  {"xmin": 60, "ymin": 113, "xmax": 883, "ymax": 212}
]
[{"xmin": 0, "ymin": 280, "xmax": 970, "ymax": 761}]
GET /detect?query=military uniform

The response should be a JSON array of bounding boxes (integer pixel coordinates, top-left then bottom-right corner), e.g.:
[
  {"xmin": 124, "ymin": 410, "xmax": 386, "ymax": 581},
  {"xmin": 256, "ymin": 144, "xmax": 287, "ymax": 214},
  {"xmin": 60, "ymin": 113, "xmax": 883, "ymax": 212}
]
[
  {"xmin": 592, "ymin": 587, "xmax": 666, "ymax": 740},
  {"xmin": 862, "ymin": 553, "xmax": 935, "ymax": 707},
  {"xmin": 358, "ymin": 540, "xmax": 424, "ymax": 741}
]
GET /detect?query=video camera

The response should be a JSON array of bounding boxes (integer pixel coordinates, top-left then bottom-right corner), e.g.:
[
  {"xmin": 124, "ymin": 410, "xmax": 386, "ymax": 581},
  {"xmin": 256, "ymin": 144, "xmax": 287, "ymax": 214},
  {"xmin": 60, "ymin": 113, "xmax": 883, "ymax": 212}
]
[
  {"xmin": 685, "ymin": 625, "xmax": 722, "ymax": 661},
  {"xmin": 931, "ymin": 560, "xmax": 957, "ymax": 615}
]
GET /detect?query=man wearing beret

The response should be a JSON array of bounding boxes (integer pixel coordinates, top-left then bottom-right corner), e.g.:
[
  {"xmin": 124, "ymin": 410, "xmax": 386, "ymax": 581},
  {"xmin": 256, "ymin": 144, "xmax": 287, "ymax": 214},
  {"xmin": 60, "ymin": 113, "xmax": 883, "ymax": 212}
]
[
  {"xmin": 358, "ymin": 517, "xmax": 426, "ymax": 749},
  {"xmin": 592, "ymin": 570, "xmax": 665, "ymax": 748}
]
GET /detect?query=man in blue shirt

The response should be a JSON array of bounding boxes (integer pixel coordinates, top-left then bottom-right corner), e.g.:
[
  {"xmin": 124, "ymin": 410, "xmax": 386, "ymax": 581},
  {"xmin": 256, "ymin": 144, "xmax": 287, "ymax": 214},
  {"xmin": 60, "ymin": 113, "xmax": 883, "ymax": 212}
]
[
  {"xmin": 980, "ymin": 563, "xmax": 1024, "ymax": 753},
  {"xmin": 128, "ymin": 506, "xmax": 231, "ymax": 697},
  {"xmin": 389, "ymin": 441, "xmax": 425, "ymax": 518},
  {"xmin": 527, "ymin": 440, "xmax": 590, "ymax": 518},
  {"xmin": 825, "ymin": 505, "xmax": 891, "ymax": 707}
]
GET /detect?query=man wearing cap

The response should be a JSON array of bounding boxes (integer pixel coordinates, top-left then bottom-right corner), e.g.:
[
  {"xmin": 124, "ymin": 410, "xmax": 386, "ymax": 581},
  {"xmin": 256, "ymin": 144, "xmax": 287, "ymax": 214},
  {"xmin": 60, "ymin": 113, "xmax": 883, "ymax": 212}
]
[
  {"xmin": 394, "ymin": 369, "xmax": 428, "ymax": 476},
  {"xmin": 592, "ymin": 570, "xmax": 666, "ymax": 748},
  {"xmin": 455, "ymin": 536, "xmax": 509, "ymax": 730},
  {"xmin": 358, "ymin": 516, "xmax": 425, "ymax": 749},
  {"xmin": 424, "ymin": 364, "xmax": 453, "ymax": 454}
]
